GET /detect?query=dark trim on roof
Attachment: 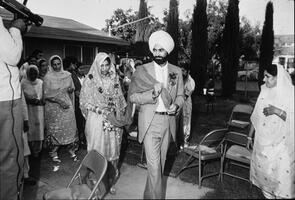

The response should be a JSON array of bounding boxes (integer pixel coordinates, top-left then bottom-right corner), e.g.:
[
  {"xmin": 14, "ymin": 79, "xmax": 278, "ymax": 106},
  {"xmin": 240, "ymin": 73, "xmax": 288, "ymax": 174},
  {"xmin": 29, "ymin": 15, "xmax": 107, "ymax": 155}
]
[
  {"xmin": 25, "ymin": 25, "xmax": 129, "ymax": 46},
  {"xmin": 1, "ymin": 9, "xmax": 129, "ymax": 46}
]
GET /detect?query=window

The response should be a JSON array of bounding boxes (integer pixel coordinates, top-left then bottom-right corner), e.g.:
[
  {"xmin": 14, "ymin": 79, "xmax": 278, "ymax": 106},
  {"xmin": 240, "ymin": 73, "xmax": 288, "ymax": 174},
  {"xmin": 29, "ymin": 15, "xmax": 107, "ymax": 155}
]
[{"xmin": 65, "ymin": 45, "xmax": 81, "ymax": 62}]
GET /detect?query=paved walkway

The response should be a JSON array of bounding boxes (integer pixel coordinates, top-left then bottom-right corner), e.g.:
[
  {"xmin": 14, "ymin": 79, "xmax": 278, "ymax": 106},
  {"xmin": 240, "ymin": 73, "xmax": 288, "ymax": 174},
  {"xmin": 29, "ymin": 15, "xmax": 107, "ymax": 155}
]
[
  {"xmin": 23, "ymin": 149, "xmax": 212, "ymax": 199},
  {"xmin": 105, "ymin": 163, "xmax": 212, "ymax": 199}
]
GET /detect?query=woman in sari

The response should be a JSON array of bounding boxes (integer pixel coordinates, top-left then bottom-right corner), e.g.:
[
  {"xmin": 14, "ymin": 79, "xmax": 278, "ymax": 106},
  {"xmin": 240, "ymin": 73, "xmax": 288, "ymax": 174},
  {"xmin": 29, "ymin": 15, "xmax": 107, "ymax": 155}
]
[
  {"xmin": 80, "ymin": 52, "xmax": 127, "ymax": 194},
  {"xmin": 247, "ymin": 64, "xmax": 294, "ymax": 199},
  {"xmin": 43, "ymin": 55, "xmax": 78, "ymax": 167}
]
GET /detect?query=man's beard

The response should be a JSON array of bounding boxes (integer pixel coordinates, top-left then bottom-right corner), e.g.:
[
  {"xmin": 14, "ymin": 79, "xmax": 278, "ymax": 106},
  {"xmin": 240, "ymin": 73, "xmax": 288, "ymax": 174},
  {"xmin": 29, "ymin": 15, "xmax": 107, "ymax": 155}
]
[{"xmin": 153, "ymin": 55, "xmax": 168, "ymax": 65}]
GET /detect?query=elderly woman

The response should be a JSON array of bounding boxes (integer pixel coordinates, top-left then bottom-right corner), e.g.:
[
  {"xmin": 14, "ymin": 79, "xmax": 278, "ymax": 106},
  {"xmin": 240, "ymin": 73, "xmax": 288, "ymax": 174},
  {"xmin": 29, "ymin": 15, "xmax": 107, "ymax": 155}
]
[
  {"xmin": 21, "ymin": 65, "xmax": 45, "ymax": 158},
  {"xmin": 247, "ymin": 64, "xmax": 294, "ymax": 199},
  {"xmin": 80, "ymin": 52, "xmax": 127, "ymax": 194},
  {"xmin": 43, "ymin": 55, "xmax": 78, "ymax": 167},
  {"xmin": 37, "ymin": 58, "xmax": 48, "ymax": 80}
]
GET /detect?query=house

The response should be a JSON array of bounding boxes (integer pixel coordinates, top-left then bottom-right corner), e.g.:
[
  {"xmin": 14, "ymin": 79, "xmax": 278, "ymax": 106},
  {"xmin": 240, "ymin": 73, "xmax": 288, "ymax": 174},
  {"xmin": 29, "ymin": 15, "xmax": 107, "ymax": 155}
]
[{"xmin": 0, "ymin": 8, "xmax": 130, "ymax": 65}]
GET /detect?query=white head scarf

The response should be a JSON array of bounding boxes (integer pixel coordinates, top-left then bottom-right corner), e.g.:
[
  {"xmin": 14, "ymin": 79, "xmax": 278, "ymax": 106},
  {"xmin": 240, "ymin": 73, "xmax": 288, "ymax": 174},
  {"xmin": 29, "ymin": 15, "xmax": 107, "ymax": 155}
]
[
  {"xmin": 87, "ymin": 52, "xmax": 117, "ymax": 83},
  {"xmin": 26, "ymin": 64, "xmax": 39, "ymax": 82},
  {"xmin": 43, "ymin": 55, "xmax": 72, "ymax": 98},
  {"xmin": 46, "ymin": 55, "xmax": 71, "ymax": 79},
  {"xmin": 148, "ymin": 30, "xmax": 175, "ymax": 54}
]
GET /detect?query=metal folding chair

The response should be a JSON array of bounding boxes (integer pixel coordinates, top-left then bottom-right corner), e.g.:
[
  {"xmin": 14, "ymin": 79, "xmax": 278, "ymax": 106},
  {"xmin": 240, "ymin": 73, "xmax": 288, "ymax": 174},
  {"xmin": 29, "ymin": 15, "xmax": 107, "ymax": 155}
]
[
  {"xmin": 43, "ymin": 150, "xmax": 108, "ymax": 200},
  {"xmin": 226, "ymin": 104, "xmax": 254, "ymax": 134},
  {"xmin": 173, "ymin": 128, "xmax": 227, "ymax": 188},
  {"xmin": 220, "ymin": 104, "xmax": 254, "ymax": 184}
]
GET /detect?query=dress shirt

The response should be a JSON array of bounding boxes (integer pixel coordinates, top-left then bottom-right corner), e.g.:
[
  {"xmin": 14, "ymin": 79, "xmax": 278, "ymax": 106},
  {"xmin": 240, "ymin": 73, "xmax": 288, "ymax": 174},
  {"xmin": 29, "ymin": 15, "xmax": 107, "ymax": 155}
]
[{"xmin": 154, "ymin": 61, "xmax": 168, "ymax": 112}]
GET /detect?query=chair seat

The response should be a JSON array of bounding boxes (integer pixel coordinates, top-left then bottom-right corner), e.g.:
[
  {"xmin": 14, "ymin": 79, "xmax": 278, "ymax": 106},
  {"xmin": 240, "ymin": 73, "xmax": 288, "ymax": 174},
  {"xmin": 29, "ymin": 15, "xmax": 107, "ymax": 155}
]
[
  {"xmin": 225, "ymin": 145, "xmax": 252, "ymax": 164},
  {"xmin": 228, "ymin": 120, "xmax": 250, "ymax": 129},
  {"xmin": 183, "ymin": 145, "xmax": 221, "ymax": 160}
]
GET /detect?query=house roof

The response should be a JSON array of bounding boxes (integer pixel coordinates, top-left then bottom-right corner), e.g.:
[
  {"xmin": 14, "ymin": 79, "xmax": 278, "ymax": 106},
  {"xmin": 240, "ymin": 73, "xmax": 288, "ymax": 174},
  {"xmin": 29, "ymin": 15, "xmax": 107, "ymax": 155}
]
[{"xmin": 0, "ymin": 8, "xmax": 129, "ymax": 46}]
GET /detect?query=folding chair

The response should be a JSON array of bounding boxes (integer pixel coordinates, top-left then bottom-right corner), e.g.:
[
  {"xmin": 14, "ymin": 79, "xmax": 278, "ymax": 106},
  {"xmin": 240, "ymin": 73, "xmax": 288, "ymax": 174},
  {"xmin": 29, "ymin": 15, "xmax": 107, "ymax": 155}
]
[
  {"xmin": 226, "ymin": 104, "xmax": 254, "ymax": 135},
  {"xmin": 43, "ymin": 150, "xmax": 108, "ymax": 200},
  {"xmin": 173, "ymin": 128, "xmax": 227, "ymax": 188},
  {"xmin": 220, "ymin": 104, "xmax": 254, "ymax": 184}
]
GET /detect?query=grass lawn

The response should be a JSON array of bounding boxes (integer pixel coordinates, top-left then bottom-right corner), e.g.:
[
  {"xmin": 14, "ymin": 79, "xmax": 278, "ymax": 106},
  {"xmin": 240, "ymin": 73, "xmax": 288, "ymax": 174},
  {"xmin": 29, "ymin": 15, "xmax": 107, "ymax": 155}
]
[{"xmin": 120, "ymin": 92, "xmax": 265, "ymax": 199}]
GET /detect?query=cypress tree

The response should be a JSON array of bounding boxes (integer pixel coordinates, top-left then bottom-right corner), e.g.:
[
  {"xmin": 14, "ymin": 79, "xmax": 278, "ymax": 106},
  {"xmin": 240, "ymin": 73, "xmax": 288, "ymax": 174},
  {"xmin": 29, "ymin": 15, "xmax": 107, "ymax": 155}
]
[
  {"xmin": 135, "ymin": 0, "xmax": 149, "ymax": 42},
  {"xmin": 221, "ymin": 0, "xmax": 240, "ymax": 97},
  {"xmin": 133, "ymin": 0, "xmax": 150, "ymax": 57},
  {"xmin": 166, "ymin": 0, "xmax": 179, "ymax": 65},
  {"xmin": 258, "ymin": 1, "xmax": 274, "ymax": 88},
  {"xmin": 190, "ymin": 0, "xmax": 208, "ymax": 94}
]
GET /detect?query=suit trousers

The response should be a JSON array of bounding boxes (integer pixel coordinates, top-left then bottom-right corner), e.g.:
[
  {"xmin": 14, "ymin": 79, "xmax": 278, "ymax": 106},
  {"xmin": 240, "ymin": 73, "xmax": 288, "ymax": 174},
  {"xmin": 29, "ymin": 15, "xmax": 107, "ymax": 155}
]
[
  {"xmin": 0, "ymin": 99, "xmax": 24, "ymax": 200},
  {"xmin": 143, "ymin": 114, "xmax": 170, "ymax": 199}
]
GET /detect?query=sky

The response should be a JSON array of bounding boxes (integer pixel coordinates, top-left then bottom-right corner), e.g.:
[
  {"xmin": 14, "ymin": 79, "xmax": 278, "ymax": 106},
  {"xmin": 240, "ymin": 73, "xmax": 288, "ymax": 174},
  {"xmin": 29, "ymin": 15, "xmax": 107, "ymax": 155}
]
[{"xmin": 25, "ymin": 0, "xmax": 294, "ymax": 35}]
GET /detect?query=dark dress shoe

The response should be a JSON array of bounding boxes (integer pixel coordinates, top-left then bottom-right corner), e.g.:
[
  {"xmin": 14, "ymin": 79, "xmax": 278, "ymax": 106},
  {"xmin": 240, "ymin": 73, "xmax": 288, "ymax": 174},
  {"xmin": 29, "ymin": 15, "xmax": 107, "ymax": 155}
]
[{"xmin": 24, "ymin": 177, "xmax": 37, "ymax": 186}]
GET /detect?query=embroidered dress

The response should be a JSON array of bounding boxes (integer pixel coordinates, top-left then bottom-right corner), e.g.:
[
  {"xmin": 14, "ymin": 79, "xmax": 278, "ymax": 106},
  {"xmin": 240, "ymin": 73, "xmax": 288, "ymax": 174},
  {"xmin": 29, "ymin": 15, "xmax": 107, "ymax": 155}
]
[
  {"xmin": 43, "ymin": 55, "xmax": 77, "ymax": 146},
  {"xmin": 250, "ymin": 65, "xmax": 294, "ymax": 199},
  {"xmin": 80, "ymin": 52, "xmax": 127, "ymax": 161}
]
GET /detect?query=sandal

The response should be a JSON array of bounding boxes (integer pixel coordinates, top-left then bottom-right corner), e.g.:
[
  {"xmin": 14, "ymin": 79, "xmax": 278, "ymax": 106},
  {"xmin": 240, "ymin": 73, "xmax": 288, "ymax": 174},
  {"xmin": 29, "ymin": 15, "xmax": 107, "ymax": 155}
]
[
  {"xmin": 52, "ymin": 156, "xmax": 61, "ymax": 163},
  {"xmin": 109, "ymin": 186, "xmax": 116, "ymax": 195},
  {"xmin": 53, "ymin": 165, "xmax": 60, "ymax": 172},
  {"xmin": 70, "ymin": 154, "xmax": 78, "ymax": 162}
]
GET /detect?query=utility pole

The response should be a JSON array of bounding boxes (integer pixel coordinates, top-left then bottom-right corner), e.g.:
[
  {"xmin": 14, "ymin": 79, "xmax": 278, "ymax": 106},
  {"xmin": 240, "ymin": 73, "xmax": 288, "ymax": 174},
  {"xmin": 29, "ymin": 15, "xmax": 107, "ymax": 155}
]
[{"xmin": 108, "ymin": 16, "xmax": 153, "ymax": 36}]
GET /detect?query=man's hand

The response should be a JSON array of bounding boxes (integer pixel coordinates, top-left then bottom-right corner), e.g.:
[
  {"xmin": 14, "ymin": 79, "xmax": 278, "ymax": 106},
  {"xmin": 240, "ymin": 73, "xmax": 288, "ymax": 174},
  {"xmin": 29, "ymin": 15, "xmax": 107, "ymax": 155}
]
[
  {"xmin": 11, "ymin": 18, "xmax": 28, "ymax": 34},
  {"xmin": 59, "ymin": 101, "xmax": 70, "ymax": 109},
  {"xmin": 152, "ymin": 83, "xmax": 162, "ymax": 98},
  {"xmin": 167, "ymin": 104, "xmax": 179, "ymax": 115},
  {"xmin": 67, "ymin": 87, "xmax": 75, "ymax": 93}
]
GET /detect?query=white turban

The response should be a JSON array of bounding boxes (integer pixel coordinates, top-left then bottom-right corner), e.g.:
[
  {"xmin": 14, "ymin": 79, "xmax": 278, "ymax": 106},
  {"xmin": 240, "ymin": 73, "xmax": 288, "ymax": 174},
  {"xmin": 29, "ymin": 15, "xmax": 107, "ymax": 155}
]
[{"xmin": 148, "ymin": 30, "xmax": 175, "ymax": 54}]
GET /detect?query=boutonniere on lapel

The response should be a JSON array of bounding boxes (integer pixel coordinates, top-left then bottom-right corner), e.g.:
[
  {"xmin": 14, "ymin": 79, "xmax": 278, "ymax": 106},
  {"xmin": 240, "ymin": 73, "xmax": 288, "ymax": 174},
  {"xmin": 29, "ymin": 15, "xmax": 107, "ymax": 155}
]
[
  {"xmin": 88, "ymin": 74, "xmax": 93, "ymax": 80},
  {"xmin": 168, "ymin": 72, "xmax": 177, "ymax": 86},
  {"xmin": 98, "ymin": 87, "xmax": 103, "ymax": 93}
]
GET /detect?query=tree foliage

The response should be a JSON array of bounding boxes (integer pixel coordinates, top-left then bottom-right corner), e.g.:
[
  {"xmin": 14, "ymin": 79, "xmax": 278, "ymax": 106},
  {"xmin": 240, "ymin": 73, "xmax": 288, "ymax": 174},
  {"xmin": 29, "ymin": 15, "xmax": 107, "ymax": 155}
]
[
  {"xmin": 207, "ymin": 0, "xmax": 227, "ymax": 58},
  {"xmin": 190, "ymin": 0, "xmax": 209, "ymax": 94},
  {"xmin": 134, "ymin": 0, "xmax": 149, "ymax": 42},
  {"xmin": 258, "ymin": 1, "xmax": 274, "ymax": 87},
  {"xmin": 239, "ymin": 16, "xmax": 261, "ymax": 61},
  {"xmin": 104, "ymin": 8, "xmax": 137, "ymax": 42},
  {"xmin": 104, "ymin": 7, "xmax": 164, "ymax": 44},
  {"xmin": 166, "ymin": 0, "xmax": 179, "ymax": 65},
  {"xmin": 221, "ymin": 0, "xmax": 240, "ymax": 97},
  {"xmin": 179, "ymin": 18, "xmax": 192, "ymax": 63}
]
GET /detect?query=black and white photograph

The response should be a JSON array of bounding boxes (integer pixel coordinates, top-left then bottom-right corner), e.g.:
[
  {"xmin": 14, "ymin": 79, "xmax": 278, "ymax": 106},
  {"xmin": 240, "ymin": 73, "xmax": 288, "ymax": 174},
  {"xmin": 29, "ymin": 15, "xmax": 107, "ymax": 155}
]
[{"xmin": 0, "ymin": 0, "xmax": 294, "ymax": 199}]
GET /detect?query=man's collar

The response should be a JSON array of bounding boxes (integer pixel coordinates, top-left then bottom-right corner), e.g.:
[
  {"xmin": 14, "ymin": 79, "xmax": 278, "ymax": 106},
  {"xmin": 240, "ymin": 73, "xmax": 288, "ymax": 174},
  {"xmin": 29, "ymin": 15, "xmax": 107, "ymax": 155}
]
[{"xmin": 153, "ymin": 61, "xmax": 168, "ymax": 69}]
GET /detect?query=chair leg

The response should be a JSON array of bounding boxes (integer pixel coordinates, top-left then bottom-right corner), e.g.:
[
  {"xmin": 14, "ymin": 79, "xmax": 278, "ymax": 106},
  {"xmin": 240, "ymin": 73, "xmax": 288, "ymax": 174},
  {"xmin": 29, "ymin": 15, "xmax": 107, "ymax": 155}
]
[
  {"xmin": 220, "ymin": 155, "xmax": 225, "ymax": 183},
  {"xmin": 174, "ymin": 155, "xmax": 195, "ymax": 178},
  {"xmin": 198, "ymin": 158, "xmax": 202, "ymax": 188}
]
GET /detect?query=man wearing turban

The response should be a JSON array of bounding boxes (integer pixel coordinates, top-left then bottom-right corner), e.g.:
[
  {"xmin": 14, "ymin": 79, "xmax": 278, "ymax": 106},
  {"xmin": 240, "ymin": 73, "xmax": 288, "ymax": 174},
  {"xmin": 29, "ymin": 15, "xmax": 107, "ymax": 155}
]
[{"xmin": 128, "ymin": 30, "xmax": 184, "ymax": 199}]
